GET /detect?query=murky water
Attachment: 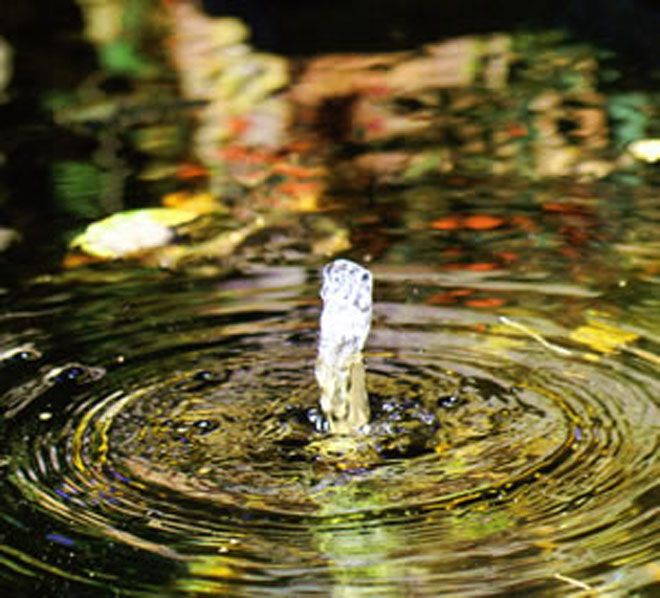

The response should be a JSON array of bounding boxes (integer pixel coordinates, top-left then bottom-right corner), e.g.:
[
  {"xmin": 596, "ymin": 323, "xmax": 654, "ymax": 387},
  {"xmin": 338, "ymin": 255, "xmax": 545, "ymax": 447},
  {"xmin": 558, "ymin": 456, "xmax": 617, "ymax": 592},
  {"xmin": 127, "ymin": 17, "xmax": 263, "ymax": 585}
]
[{"xmin": 1, "ymin": 177, "xmax": 658, "ymax": 595}]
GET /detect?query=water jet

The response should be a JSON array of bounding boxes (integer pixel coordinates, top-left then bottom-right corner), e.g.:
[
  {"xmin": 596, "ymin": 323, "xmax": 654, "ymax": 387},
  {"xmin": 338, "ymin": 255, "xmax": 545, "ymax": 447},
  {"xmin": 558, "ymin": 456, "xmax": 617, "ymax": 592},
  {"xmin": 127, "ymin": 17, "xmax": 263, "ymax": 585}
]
[{"xmin": 315, "ymin": 259, "xmax": 373, "ymax": 434}]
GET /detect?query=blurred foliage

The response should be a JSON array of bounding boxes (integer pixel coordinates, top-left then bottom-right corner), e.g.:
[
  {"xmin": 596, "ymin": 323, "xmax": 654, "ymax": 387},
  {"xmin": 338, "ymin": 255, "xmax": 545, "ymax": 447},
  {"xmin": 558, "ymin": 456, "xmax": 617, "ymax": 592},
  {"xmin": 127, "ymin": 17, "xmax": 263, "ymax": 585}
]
[
  {"xmin": 99, "ymin": 40, "xmax": 153, "ymax": 76},
  {"xmin": 52, "ymin": 161, "xmax": 104, "ymax": 218},
  {"xmin": 0, "ymin": 0, "xmax": 657, "ymax": 267},
  {"xmin": 608, "ymin": 93, "xmax": 649, "ymax": 150},
  {"xmin": 77, "ymin": 0, "xmax": 163, "ymax": 77}
]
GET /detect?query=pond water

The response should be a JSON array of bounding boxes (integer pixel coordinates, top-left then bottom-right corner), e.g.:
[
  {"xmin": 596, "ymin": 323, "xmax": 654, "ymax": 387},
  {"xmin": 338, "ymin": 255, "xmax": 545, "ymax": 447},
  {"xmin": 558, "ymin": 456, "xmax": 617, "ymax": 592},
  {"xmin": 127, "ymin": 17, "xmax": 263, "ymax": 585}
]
[
  {"xmin": 1, "ymin": 6, "xmax": 659, "ymax": 596},
  {"xmin": 1, "ymin": 174, "xmax": 658, "ymax": 595}
]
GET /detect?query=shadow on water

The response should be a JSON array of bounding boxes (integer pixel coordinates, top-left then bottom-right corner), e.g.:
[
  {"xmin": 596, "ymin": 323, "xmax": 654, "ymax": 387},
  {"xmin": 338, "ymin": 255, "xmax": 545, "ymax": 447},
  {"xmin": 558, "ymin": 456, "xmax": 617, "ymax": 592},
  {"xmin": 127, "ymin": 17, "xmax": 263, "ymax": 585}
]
[{"xmin": 0, "ymin": 1, "xmax": 659, "ymax": 596}]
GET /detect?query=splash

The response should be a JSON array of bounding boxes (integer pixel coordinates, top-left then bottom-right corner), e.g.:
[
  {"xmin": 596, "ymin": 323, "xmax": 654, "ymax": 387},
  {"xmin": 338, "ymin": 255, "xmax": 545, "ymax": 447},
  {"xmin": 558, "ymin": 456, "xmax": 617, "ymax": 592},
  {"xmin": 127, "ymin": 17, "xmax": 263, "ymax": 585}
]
[{"xmin": 315, "ymin": 259, "xmax": 373, "ymax": 434}]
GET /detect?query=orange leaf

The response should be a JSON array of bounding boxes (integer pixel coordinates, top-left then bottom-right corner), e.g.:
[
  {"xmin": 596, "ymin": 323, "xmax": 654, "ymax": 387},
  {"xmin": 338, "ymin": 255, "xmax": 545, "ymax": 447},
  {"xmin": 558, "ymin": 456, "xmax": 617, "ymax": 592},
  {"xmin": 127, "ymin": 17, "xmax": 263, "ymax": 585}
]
[
  {"xmin": 465, "ymin": 297, "xmax": 505, "ymax": 308},
  {"xmin": 62, "ymin": 252, "xmax": 101, "ymax": 269},
  {"xmin": 464, "ymin": 214, "xmax": 505, "ymax": 230},
  {"xmin": 218, "ymin": 146, "xmax": 273, "ymax": 165},
  {"xmin": 449, "ymin": 288, "xmax": 474, "ymax": 297},
  {"xmin": 497, "ymin": 251, "xmax": 518, "ymax": 263},
  {"xmin": 466, "ymin": 262, "xmax": 499, "ymax": 272},
  {"xmin": 542, "ymin": 202, "xmax": 590, "ymax": 215},
  {"xmin": 276, "ymin": 181, "xmax": 321, "ymax": 197},
  {"xmin": 228, "ymin": 116, "xmax": 250, "ymax": 136},
  {"xmin": 176, "ymin": 163, "xmax": 208, "ymax": 180},
  {"xmin": 426, "ymin": 288, "xmax": 474, "ymax": 305},
  {"xmin": 431, "ymin": 217, "xmax": 461, "ymax": 230},
  {"xmin": 506, "ymin": 122, "xmax": 528, "ymax": 138},
  {"xmin": 271, "ymin": 163, "xmax": 325, "ymax": 179}
]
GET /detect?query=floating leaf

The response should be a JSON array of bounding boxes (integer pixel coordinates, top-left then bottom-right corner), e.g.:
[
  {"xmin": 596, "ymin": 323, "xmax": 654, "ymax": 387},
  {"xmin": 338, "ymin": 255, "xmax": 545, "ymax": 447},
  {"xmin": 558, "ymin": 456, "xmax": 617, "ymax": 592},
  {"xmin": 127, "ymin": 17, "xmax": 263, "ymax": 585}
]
[
  {"xmin": 431, "ymin": 214, "xmax": 505, "ymax": 231},
  {"xmin": 569, "ymin": 320, "xmax": 639, "ymax": 354},
  {"xmin": 628, "ymin": 139, "xmax": 660, "ymax": 164},
  {"xmin": 69, "ymin": 208, "xmax": 199, "ymax": 259},
  {"xmin": 465, "ymin": 297, "xmax": 506, "ymax": 308},
  {"xmin": 463, "ymin": 214, "xmax": 505, "ymax": 230},
  {"xmin": 430, "ymin": 217, "xmax": 461, "ymax": 230},
  {"xmin": 271, "ymin": 180, "xmax": 324, "ymax": 212},
  {"xmin": 161, "ymin": 191, "xmax": 222, "ymax": 215},
  {"xmin": 176, "ymin": 163, "xmax": 209, "ymax": 180}
]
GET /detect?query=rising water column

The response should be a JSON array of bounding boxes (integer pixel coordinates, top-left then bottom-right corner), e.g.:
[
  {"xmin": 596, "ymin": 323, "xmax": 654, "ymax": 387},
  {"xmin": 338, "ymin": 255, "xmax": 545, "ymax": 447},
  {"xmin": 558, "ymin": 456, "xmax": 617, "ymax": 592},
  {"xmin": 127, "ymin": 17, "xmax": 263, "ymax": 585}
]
[{"xmin": 315, "ymin": 259, "xmax": 373, "ymax": 434}]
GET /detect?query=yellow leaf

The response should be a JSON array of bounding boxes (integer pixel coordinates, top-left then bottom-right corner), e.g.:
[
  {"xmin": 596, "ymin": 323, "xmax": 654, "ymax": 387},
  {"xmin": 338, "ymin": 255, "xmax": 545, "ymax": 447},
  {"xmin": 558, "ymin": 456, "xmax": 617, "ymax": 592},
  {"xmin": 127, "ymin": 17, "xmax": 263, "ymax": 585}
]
[
  {"xmin": 569, "ymin": 320, "xmax": 639, "ymax": 354},
  {"xmin": 188, "ymin": 556, "xmax": 236, "ymax": 579},
  {"xmin": 161, "ymin": 191, "xmax": 221, "ymax": 215},
  {"xmin": 70, "ymin": 208, "xmax": 198, "ymax": 259}
]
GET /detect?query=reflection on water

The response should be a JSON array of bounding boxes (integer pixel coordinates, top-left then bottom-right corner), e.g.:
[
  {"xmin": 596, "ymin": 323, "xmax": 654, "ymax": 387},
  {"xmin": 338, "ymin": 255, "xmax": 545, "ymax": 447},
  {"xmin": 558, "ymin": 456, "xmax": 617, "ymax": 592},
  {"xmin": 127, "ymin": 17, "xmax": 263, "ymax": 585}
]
[{"xmin": 1, "ymin": 4, "xmax": 659, "ymax": 596}]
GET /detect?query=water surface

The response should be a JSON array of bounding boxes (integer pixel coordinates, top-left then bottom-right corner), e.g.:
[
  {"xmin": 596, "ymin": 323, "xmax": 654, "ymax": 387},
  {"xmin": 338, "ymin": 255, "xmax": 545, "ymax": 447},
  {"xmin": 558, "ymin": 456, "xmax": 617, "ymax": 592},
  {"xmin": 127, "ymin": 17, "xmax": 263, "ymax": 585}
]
[{"xmin": 1, "ymin": 177, "xmax": 658, "ymax": 596}]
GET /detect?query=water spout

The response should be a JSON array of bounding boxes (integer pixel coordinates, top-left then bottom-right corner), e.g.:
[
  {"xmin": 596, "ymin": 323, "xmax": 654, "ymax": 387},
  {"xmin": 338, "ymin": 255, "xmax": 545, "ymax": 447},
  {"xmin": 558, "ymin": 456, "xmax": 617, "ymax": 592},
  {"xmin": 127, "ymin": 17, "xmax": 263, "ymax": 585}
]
[{"xmin": 315, "ymin": 259, "xmax": 373, "ymax": 434}]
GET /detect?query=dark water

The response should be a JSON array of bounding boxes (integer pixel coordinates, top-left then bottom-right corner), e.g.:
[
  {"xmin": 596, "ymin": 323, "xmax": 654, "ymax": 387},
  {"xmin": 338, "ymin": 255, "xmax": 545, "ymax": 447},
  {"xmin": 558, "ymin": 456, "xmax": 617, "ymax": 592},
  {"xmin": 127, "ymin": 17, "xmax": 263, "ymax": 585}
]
[
  {"xmin": 1, "ymin": 177, "xmax": 658, "ymax": 595},
  {"xmin": 1, "ymin": 6, "xmax": 659, "ymax": 595}
]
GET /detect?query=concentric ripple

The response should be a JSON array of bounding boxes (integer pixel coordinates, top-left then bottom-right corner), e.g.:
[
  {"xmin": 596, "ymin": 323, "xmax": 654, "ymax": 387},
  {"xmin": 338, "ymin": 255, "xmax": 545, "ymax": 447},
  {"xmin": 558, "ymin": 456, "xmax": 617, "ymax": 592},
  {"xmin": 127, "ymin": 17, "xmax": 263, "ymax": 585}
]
[{"xmin": 0, "ymin": 264, "xmax": 658, "ymax": 596}]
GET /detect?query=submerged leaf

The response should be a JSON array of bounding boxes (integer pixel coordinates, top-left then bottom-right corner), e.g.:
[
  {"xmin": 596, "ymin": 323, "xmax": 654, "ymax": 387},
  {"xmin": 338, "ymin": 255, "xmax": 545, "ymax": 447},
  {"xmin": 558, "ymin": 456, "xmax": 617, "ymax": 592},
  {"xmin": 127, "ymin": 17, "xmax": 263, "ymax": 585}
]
[{"xmin": 69, "ymin": 208, "xmax": 199, "ymax": 259}]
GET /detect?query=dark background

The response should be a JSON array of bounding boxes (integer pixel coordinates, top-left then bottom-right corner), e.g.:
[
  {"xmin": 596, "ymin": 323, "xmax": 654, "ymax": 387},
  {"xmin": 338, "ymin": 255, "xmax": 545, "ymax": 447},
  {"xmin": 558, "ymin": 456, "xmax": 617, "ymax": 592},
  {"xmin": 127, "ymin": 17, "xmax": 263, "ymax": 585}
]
[
  {"xmin": 202, "ymin": 0, "xmax": 660, "ymax": 68},
  {"xmin": 1, "ymin": 0, "xmax": 659, "ymax": 64}
]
